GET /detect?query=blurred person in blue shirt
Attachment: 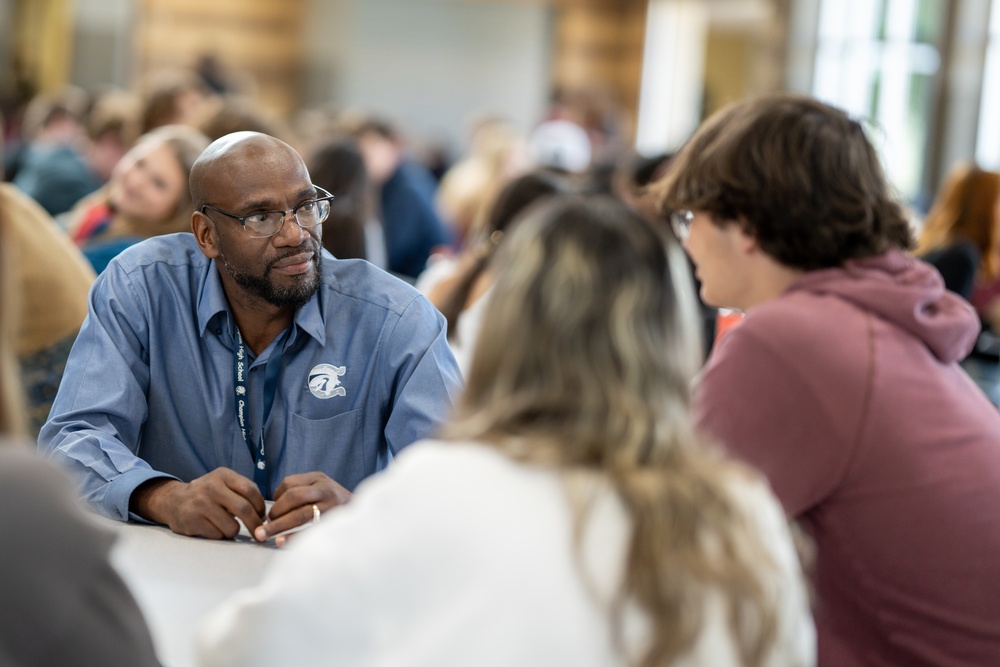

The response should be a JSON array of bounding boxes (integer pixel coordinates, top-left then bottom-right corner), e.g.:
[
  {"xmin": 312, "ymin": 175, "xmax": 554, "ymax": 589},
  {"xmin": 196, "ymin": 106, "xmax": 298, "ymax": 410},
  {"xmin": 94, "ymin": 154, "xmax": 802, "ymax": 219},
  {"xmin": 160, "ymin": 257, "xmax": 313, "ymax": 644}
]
[
  {"xmin": 12, "ymin": 86, "xmax": 103, "ymax": 216},
  {"xmin": 39, "ymin": 131, "xmax": 462, "ymax": 542},
  {"xmin": 352, "ymin": 117, "xmax": 451, "ymax": 280}
]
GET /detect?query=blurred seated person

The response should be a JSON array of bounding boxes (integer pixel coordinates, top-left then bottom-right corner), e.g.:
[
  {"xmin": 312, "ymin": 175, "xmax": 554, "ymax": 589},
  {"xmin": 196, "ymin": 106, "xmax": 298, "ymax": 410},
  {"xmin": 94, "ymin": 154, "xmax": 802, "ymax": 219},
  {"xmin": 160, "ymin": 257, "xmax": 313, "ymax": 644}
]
[
  {"xmin": 83, "ymin": 88, "xmax": 141, "ymax": 185},
  {"xmin": 916, "ymin": 163, "xmax": 1000, "ymax": 403},
  {"xmin": 0, "ymin": 446, "xmax": 162, "ymax": 667},
  {"xmin": 917, "ymin": 164, "xmax": 1000, "ymax": 298},
  {"xmin": 435, "ymin": 116, "xmax": 531, "ymax": 248},
  {"xmin": 0, "ymin": 204, "xmax": 159, "ymax": 667},
  {"xmin": 40, "ymin": 131, "xmax": 461, "ymax": 541},
  {"xmin": 138, "ymin": 68, "xmax": 213, "ymax": 135},
  {"xmin": 612, "ymin": 151, "xmax": 674, "ymax": 214},
  {"xmin": 2, "ymin": 184, "xmax": 95, "ymax": 438},
  {"xmin": 195, "ymin": 95, "xmax": 292, "ymax": 144},
  {"xmin": 307, "ymin": 137, "xmax": 387, "ymax": 268},
  {"xmin": 528, "ymin": 117, "xmax": 592, "ymax": 177},
  {"xmin": 657, "ymin": 93, "xmax": 1000, "ymax": 665},
  {"xmin": 195, "ymin": 53, "xmax": 236, "ymax": 96},
  {"xmin": 12, "ymin": 86, "xmax": 103, "ymax": 216},
  {"xmin": 423, "ymin": 171, "xmax": 567, "ymax": 374},
  {"xmin": 197, "ymin": 196, "xmax": 814, "ymax": 667},
  {"xmin": 350, "ymin": 116, "xmax": 451, "ymax": 280},
  {"xmin": 64, "ymin": 125, "xmax": 209, "ymax": 273},
  {"xmin": 1, "ymin": 112, "xmax": 95, "ymax": 438}
]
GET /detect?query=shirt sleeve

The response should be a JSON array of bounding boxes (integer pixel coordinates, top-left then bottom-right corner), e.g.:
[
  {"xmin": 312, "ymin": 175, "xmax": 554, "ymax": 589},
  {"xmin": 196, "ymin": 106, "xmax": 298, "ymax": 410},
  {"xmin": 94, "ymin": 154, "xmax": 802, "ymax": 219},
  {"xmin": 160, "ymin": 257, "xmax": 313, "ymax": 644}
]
[
  {"xmin": 37, "ymin": 261, "xmax": 177, "ymax": 521},
  {"xmin": 379, "ymin": 295, "xmax": 463, "ymax": 455},
  {"xmin": 692, "ymin": 323, "xmax": 863, "ymax": 517}
]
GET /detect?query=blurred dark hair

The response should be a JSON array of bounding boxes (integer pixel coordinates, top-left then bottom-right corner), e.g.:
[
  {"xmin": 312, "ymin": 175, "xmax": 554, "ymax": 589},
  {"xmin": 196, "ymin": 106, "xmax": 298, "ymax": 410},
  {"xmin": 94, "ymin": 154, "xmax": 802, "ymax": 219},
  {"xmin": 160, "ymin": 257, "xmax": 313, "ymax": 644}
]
[
  {"xmin": 439, "ymin": 170, "xmax": 568, "ymax": 338},
  {"xmin": 344, "ymin": 115, "xmax": 399, "ymax": 143},
  {"xmin": 139, "ymin": 68, "xmax": 208, "ymax": 134},
  {"xmin": 196, "ymin": 96, "xmax": 287, "ymax": 143},
  {"xmin": 631, "ymin": 152, "xmax": 675, "ymax": 189},
  {"xmin": 21, "ymin": 86, "xmax": 88, "ymax": 141},
  {"xmin": 307, "ymin": 138, "xmax": 371, "ymax": 261},
  {"xmin": 85, "ymin": 89, "xmax": 140, "ymax": 146}
]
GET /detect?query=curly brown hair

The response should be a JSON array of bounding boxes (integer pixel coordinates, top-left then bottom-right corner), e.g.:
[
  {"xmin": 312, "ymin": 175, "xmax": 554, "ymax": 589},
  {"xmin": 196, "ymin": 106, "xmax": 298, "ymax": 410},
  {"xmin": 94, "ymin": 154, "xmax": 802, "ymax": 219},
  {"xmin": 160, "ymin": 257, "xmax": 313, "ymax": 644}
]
[{"xmin": 654, "ymin": 93, "xmax": 914, "ymax": 270}]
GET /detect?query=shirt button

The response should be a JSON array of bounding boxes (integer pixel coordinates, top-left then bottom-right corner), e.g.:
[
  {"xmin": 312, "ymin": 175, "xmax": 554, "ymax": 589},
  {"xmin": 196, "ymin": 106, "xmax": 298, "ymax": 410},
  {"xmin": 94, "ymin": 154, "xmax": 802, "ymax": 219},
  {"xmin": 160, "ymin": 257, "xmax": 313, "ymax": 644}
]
[{"xmin": 216, "ymin": 328, "xmax": 222, "ymax": 335}]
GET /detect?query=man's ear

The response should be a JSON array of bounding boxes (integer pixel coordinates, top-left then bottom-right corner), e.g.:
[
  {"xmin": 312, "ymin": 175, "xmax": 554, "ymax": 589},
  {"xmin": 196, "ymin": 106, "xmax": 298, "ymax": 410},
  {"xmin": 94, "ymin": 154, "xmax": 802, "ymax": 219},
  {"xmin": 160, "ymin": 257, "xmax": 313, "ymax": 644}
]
[{"xmin": 192, "ymin": 211, "xmax": 220, "ymax": 259}]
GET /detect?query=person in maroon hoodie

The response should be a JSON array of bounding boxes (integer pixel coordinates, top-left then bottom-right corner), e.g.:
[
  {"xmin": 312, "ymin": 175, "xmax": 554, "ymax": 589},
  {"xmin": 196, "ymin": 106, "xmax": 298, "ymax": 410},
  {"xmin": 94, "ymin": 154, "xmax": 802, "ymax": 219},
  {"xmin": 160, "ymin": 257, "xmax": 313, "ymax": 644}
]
[{"xmin": 655, "ymin": 93, "xmax": 1000, "ymax": 666}]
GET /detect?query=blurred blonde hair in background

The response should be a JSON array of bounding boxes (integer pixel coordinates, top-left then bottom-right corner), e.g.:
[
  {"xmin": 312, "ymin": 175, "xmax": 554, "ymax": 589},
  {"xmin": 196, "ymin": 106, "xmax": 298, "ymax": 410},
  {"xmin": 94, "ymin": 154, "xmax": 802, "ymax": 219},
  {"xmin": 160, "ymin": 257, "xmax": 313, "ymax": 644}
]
[{"xmin": 0, "ymin": 114, "xmax": 28, "ymax": 439}]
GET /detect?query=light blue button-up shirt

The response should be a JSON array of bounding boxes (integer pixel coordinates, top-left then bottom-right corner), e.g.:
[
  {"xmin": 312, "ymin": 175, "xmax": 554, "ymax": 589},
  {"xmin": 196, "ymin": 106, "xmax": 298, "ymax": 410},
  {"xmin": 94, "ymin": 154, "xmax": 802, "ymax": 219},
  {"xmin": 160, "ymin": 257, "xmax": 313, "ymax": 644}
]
[{"xmin": 39, "ymin": 233, "xmax": 462, "ymax": 521}]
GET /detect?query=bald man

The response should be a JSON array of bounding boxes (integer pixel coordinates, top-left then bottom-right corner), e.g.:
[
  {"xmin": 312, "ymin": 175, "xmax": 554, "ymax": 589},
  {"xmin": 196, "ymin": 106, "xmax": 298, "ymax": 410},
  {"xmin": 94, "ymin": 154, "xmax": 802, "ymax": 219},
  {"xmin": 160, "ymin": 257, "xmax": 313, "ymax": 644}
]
[{"xmin": 40, "ymin": 132, "xmax": 462, "ymax": 541}]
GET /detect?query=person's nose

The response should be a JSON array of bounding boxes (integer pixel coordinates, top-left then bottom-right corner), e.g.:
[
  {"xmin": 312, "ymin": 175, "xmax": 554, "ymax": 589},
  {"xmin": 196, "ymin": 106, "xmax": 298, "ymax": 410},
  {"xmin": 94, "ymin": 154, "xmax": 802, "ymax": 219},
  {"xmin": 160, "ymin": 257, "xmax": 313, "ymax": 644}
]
[
  {"xmin": 121, "ymin": 164, "xmax": 142, "ymax": 191},
  {"xmin": 272, "ymin": 211, "xmax": 307, "ymax": 247}
]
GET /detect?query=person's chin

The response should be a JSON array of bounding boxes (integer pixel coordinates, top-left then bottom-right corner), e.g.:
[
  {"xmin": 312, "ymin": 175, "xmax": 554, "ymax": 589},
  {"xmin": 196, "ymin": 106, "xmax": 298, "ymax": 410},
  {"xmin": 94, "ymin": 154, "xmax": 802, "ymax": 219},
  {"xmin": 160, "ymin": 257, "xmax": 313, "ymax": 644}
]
[{"xmin": 700, "ymin": 286, "xmax": 722, "ymax": 309}]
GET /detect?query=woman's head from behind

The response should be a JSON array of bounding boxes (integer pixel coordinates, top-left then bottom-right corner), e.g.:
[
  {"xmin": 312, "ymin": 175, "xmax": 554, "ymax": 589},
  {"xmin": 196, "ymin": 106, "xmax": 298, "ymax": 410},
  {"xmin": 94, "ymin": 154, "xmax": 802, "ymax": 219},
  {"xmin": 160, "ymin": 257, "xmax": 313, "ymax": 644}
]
[
  {"xmin": 479, "ymin": 170, "xmax": 567, "ymax": 241},
  {"xmin": 454, "ymin": 195, "xmax": 702, "ymax": 465},
  {"xmin": 450, "ymin": 195, "xmax": 785, "ymax": 667},
  {"xmin": 107, "ymin": 125, "xmax": 209, "ymax": 237},
  {"xmin": 438, "ymin": 171, "xmax": 568, "ymax": 340},
  {"xmin": 918, "ymin": 163, "xmax": 1000, "ymax": 276}
]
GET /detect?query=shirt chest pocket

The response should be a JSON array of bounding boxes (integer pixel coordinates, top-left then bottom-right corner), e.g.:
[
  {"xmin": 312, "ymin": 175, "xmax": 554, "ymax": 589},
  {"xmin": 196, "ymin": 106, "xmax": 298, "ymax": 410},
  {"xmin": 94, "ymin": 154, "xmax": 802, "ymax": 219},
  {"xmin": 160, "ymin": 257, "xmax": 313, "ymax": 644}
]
[{"xmin": 286, "ymin": 409, "xmax": 371, "ymax": 491}]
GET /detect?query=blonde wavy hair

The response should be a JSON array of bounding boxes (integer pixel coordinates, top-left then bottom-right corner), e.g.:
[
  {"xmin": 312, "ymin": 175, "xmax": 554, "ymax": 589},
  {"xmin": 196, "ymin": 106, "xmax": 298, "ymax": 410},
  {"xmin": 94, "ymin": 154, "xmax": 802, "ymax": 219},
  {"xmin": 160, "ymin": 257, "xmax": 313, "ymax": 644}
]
[{"xmin": 443, "ymin": 196, "xmax": 781, "ymax": 666}]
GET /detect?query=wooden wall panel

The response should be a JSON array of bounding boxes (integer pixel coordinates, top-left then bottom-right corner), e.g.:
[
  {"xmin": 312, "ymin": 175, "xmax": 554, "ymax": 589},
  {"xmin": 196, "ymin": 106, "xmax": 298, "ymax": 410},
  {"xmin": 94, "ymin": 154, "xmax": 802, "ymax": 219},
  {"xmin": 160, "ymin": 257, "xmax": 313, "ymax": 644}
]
[
  {"xmin": 12, "ymin": 0, "xmax": 74, "ymax": 94},
  {"xmin": 550, "ymin": 0, "xmax": 647, "ymax": 149},
  {"xmin": 134, "ymin": 0, "xmax": 306, "ymax": 119}
]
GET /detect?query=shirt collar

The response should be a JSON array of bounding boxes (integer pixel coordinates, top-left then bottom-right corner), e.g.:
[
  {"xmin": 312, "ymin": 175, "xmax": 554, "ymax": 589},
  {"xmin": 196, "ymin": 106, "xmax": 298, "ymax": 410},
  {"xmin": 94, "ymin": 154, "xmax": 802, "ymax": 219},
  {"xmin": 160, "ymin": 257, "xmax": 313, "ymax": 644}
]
[
  {"xmin": 196, "ymin": 262, "xmax": 327, "ymax": 346},
  {"xmin": 293, "ymin": 282, "xmax": 326, "ymax": 346},
  {"xmin": 197, "ymin": 262, "xmax": 231, "ymax": 339}
]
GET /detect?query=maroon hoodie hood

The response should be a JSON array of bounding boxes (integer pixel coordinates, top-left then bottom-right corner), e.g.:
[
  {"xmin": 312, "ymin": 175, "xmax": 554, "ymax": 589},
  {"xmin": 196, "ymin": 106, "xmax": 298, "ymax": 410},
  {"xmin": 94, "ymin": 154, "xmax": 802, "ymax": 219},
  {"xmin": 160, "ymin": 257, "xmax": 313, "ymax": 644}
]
[{"xmin": 786, "ymin": 250, "xmax": 980, "ymax": 363}]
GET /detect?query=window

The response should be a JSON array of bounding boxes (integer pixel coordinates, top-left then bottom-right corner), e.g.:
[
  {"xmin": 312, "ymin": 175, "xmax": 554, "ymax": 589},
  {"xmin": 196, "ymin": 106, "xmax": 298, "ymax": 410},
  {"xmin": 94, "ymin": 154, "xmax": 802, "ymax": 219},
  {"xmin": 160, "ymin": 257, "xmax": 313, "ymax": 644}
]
[
  {"xmin": 977, "ymin": 0, "xmax": 1000, "ymax": 168},
  {"xmin": 812, "ymin": 0, "xmax": 945, "ymax": 203}
]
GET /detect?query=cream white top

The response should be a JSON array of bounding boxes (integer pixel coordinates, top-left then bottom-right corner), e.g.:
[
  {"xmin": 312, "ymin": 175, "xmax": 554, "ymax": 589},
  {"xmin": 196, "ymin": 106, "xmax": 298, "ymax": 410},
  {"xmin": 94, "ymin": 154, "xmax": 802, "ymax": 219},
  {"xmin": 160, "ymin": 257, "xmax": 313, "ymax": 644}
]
[{"xmin": 198, "ymin": 441, "xmax": 815, "ymax": 667}]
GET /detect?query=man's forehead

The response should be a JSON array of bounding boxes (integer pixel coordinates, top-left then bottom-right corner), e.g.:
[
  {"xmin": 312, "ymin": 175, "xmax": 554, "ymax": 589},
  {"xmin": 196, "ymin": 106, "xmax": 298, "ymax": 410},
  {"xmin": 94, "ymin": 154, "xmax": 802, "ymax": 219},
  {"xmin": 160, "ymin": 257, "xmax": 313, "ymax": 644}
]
[
  {"xmin": 209, "ymin": 169, "xmax": 313, "ymax": 209},
  {"xmin": 209, "ymin": 133, "xmax": 298, "ymax": 168},
  {"xmin": 202, "ymin": 134, "xmax": 309, "ymax": 194}
]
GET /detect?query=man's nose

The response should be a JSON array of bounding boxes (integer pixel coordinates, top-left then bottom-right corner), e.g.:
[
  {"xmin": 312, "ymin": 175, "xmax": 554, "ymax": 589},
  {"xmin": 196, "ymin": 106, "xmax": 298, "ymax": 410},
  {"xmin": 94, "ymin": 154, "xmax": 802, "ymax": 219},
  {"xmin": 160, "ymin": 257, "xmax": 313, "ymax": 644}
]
[{"xmin": 273, "ymin": 212, "xmax": 307, "ymax": 246}]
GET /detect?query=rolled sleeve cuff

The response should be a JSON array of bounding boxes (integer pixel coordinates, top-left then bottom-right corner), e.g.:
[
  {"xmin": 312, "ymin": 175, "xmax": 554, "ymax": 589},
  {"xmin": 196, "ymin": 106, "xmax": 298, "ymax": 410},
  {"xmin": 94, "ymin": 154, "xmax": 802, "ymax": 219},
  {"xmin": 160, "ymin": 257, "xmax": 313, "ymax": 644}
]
[{"xmin": 104, "ymin": 467, "xmax": 179, "ymax": 524}]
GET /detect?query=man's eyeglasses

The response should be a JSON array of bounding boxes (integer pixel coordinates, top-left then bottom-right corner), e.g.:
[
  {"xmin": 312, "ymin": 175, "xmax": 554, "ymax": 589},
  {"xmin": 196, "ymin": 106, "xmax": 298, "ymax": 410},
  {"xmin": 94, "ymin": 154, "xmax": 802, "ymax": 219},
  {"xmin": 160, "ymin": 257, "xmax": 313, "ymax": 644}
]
[
  {"xmin": 201, "ymin": 185, "xmax": 335, "ymax": 239},
  {"xmin": 669, "ymin": 209, "xmax": 693, "ymax": 241}
]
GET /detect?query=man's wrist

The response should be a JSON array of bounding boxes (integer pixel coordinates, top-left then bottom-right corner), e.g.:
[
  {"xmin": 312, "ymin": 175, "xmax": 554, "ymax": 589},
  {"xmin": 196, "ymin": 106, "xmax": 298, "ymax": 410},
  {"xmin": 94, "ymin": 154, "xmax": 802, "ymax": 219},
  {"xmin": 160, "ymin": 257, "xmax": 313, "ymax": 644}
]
[{"xmin": 129, "ymin": 478, "xmax": 182, "ymax": 524}]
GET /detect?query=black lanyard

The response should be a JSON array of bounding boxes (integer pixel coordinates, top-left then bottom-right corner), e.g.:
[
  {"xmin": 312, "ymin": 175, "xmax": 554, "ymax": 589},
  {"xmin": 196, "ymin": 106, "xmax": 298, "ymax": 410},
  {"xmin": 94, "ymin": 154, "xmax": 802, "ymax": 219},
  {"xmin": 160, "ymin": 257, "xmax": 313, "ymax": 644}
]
[{"xmin": 233, "ymin": 328, "xmax": 283, "ymax": 497}]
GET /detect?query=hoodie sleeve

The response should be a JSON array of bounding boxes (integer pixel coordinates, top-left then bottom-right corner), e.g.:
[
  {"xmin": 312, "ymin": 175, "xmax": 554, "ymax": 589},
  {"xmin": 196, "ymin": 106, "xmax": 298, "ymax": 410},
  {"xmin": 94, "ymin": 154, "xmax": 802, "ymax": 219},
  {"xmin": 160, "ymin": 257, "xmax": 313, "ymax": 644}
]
[{"xmin": 692, "ymin": 305, "xmax": 871, "ymax": 517}]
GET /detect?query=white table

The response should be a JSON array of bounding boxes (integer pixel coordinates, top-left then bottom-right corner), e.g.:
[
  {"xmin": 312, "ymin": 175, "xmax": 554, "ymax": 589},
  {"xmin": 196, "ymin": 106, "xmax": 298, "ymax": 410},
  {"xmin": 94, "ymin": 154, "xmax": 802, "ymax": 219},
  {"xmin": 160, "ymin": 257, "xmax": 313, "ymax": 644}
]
[{"xmin": 95, "ymin": 516, "xmax": 277, "ymax": 667}]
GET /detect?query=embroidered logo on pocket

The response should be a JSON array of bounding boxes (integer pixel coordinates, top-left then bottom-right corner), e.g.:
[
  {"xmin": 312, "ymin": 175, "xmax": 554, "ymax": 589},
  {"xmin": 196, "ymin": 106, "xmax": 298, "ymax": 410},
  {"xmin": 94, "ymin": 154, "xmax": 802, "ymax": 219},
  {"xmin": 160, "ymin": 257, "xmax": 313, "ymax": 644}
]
[{"xmin": 308, "ymin": 364, "xmax": 347, "ymax": 399}]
